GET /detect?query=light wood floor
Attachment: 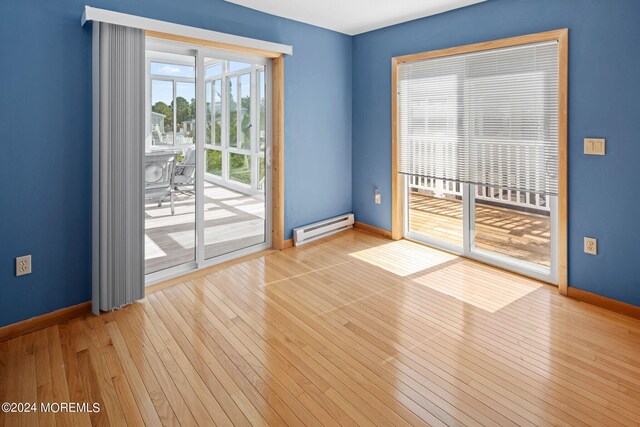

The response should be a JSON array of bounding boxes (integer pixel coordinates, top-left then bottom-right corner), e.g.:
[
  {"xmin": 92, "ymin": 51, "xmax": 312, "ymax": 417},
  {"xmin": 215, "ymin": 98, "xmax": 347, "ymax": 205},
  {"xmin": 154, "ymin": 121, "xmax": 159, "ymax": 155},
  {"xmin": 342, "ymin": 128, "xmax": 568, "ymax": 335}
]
[
  {"xmin": 409, "ymin": 192, "xmax": 551, "ymax": 267},
  {"xmin": 3, "ymin": 230, "xmax": 640, "ymax": 426}
]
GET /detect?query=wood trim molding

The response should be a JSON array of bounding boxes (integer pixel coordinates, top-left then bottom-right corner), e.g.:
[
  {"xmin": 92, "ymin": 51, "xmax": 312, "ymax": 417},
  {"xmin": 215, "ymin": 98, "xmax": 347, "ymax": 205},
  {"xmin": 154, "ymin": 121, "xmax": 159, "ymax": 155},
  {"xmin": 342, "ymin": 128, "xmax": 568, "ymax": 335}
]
[
  {"xmin": 282, "ymin": 238, "xmax": 294, "ymax": 249},
  {"xmin": 394, "ymin": 29, "xmax": 568, "ymax": 64},
  {"xmin": 391, "ymin": 29, "xmax": 569, "ymax": 292},
  {"xmin": 0, "ymin": 302, "xmax": 92, "ymax": 342},
  {"xmin": 271, "ymin": 55, "xmax": 286, "ymax": 250},
  {"xmin": 354, "ymin": 221, "xmax": 393, "ymax": 239},
  {"xmin": 391, "ymin": 57, "xmax": 403, "ymax": 240},
  {"xmin": 567, "ymin": 286, "xmax": 640, "ymax": 320},
  {"xmin": 557, "ymin": 29, "xmax": 569, "ymax": 295},
  {"xmin": 146, "ymin": 30, "xmax": 285, "ymax": 58}
]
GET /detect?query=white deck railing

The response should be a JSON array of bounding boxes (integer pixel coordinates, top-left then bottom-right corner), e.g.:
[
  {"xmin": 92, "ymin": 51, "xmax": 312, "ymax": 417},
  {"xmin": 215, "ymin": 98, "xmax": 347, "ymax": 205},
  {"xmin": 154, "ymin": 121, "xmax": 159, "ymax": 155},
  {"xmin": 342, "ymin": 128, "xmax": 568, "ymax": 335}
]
[{"xmin": 409, "ymin": 176, "xmax": 549, "ymax": 212}]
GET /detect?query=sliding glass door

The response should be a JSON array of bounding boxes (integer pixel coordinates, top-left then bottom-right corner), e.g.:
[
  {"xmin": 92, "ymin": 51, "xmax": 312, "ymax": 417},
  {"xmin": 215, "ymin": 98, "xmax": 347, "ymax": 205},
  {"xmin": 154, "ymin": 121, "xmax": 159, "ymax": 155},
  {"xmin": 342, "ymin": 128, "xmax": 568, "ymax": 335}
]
[
  {"xmin": 471, "ymin": 186, "xmax": 553, "ymax": 270},
  {"xmin": 144, "ymin": 39, "xmax": 271, "ymax": 283},
  {"xmin": 202, "ymin": 57, "xmax": 268, "ymax": 260},
  {"xmin": 405, "ymin": 177, "xmax": 464, "ymax": 252},
  {"xmin": 404, "ymin": 179, "xmax": 557, "ymax": 282},
  {"xmin": 399, "ymin": 39, "xmax": 560, "ymax": 283},
  {"xmin": 144, "ymin": 51, "xmax": 197, "ymax": 275}
]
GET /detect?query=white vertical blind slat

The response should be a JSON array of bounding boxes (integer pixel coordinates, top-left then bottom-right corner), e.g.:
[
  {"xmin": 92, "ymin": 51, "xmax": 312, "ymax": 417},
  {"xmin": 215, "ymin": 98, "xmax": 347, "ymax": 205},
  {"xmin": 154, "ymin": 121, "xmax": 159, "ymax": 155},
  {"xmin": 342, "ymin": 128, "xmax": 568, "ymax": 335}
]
[
  {"xmin": 398, "ymin": 41, "xmax": 559, "ymax": 195},
  {"xmin": 97, "ymin": 23, "xmax": 145, "ymax": 312}
]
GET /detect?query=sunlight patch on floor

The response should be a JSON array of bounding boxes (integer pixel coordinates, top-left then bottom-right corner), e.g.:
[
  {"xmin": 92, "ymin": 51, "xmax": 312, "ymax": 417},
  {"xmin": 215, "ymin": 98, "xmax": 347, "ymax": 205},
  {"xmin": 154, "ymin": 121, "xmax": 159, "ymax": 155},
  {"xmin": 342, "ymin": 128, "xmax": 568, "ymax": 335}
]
[
  {"xmin": 348, "ymin": 240, "xmax": 457, "ymax": 277},
  {"xmin": 411, "ymin": 260, "xmax": 543, "ymax": 312}
]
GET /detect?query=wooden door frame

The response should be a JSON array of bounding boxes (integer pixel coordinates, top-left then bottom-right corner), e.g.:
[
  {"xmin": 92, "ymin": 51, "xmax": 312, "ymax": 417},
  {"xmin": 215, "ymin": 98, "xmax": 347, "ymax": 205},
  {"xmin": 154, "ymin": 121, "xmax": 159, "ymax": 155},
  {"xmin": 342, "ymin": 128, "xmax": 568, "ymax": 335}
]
[
  {"xmin": 391, "ymin": 29, "xmax": 568, "ymax": 293},
  {"xmin": 145, "ymin": 31, "xmax": 286, "ymax": 250}
]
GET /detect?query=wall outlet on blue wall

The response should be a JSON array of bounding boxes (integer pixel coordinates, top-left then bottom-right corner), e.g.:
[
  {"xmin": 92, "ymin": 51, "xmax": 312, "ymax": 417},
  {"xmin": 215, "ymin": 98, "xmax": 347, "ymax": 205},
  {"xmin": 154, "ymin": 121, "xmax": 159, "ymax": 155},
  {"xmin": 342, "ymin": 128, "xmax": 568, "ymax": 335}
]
[
  {"xmin": 584, "ymin": 237, "xmax": 598, "ymax": 255},
  {"xmin": 16, "ymin": 255, "xmax": 32, "ymax": 276}
]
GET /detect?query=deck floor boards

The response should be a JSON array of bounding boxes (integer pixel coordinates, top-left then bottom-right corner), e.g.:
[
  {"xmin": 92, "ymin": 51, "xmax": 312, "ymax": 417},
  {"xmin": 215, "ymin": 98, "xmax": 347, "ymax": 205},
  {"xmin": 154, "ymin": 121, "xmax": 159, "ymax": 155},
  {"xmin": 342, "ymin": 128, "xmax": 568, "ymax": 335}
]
[{"xmin": 409, "ymin": 192, "xmax": 551, "ymax": 267}]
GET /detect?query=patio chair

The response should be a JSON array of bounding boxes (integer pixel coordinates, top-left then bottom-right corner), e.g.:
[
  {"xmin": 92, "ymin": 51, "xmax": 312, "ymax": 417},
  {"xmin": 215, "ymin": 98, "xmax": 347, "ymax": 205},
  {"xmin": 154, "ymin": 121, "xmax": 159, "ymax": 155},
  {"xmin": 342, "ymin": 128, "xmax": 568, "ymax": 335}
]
[
  {"xmin": 173, "ymin": 146, "xmax": 196, "ymax": 194},
  {"xmin": 145, "ymin": 152, "xmax": 177, "ymax": 215}
]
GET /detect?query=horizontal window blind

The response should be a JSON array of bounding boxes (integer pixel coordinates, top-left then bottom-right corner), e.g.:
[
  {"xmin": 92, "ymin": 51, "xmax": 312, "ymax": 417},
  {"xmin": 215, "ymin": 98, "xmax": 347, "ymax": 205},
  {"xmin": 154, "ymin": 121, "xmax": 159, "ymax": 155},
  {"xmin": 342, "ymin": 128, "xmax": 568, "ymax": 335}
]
[{"xmin": 398, "ymin": 41, "xmax": 559, "ymax": 195}]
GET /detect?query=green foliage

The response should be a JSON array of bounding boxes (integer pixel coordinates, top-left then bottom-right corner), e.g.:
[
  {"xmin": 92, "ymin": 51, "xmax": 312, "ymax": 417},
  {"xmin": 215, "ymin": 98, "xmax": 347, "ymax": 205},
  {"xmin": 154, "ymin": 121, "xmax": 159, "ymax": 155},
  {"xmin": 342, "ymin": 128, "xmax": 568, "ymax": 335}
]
[
  {"xmin": 229, "ymin": 153, "xmax": 251, "ymax": 185},
  {"xmin": 206, "ymin": 149, "xmax": 222, "ymax": 176},
  {"xmin": 152, "ymin": 97, "xmax": 197, "ymax": 138},
  {"xmin": 258, "ymin": 157, "xmax": 265, "ymax": 189},
  {"xmin": 152, "ymin": 101, "xmax": 172, "ymax": 129},
  {"xmin": 229, "ymin": 111, "xmax": 237, "ymax": 146},
  {"xmin": 215, "ymin": 121, "xmax": 222, "ymax": 144},
  {"xmin": 241, "ymin": 97, "xmax": 252, "ymax": 149}
]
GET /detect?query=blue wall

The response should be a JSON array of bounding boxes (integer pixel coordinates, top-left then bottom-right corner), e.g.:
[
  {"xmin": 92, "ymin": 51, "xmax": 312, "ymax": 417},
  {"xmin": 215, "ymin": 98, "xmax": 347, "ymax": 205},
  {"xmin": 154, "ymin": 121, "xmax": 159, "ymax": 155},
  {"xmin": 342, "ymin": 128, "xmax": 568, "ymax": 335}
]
[
  {"xmin": 0, "ymin": 0, "xmax": 352, "ymax": 327},
  {"xmin": 352, "ymin": 0, "xmax": 640, "ymax": 306}
]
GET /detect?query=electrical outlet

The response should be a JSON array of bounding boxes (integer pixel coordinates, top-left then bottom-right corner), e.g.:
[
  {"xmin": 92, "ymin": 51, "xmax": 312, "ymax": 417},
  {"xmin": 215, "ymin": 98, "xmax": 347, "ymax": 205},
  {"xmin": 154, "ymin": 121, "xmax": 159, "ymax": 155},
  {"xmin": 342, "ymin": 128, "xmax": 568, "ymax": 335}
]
[
  {"xmin": 584, "ymin": 237, "xmax": 597, "ymax": 255},
  {"xmin": 374, "ymin": 188, "xmax": 381, "ymax": 205},
  {"xmin": 16, "ymin": 255, "xmax": 32, "ymax": 276}
]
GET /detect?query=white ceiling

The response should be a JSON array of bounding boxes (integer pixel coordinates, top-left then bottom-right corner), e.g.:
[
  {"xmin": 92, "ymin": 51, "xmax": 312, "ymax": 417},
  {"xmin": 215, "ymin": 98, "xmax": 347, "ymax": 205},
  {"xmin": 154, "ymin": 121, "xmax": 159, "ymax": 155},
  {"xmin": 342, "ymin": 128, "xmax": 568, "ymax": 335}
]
[{"xmin": 225, "ymin": 0, "xmax": 486, "ymax": 35}]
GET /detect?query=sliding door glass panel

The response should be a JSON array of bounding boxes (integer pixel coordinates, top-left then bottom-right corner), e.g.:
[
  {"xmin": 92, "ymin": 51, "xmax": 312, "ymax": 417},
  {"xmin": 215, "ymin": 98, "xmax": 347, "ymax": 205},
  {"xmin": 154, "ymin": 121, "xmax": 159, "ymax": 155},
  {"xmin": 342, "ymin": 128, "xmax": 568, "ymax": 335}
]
[
  {"xmin": 229, "ymin": 153, "xmax": 251, "ymax": 185},
  {"xmin": 472, "ymin": 186, "xmax": 551, "ymax": 269},
  {"xmin": 257, "ymin": 70, "xmax": 266, "ymax": 191},
  {"xmin": 205, "ymin": 81, "xmax": 212, "ymax": 145},
  {"xmin": 258, "ymin": 157, "xmax": 266, "ymax": 191},
  {"xmin": 145, "ymin": 51, "xmax": 196, "ymax": 275},
  {"xmin": 258, "ymin": 70, "xmax": 266, "ymax": 151},
  {"xmin": 175, "ymin": 82, "xmax": 195, "ymax": 147},
  {"xmin": 213, "ymin": 80, "xmax": 222, "ymax": 146},
  {"xmin": 407, "ymin": 177, "xmax": 464, "ymax": 248},
  {"xmin": 206, "ymin": 148, "xmax": 222, "ymax": 177},
  {"xmin": 229, "ymin": 61, "xmax": 251, "ymax": 72},
  {"xmin": 150, "ymin": 61, "xmax": 194, "ymax": 77},
  {"xmin": 228, "ymin": 76, "xmax": 238, "ymax": 148},
  {"xmin": 206, "ymin": 63, "xmax": 222, "ymax": 78},
  {"xmin": 239, "ymin": 73, "xmax": 251, "ymax": 150},
  {"xmin": 204, "ymin": 57, "xmax": 267, "ymax": 260},
  {"xmin": 151, "ymin": 80, "xmax": 174, "ymax": 146}
]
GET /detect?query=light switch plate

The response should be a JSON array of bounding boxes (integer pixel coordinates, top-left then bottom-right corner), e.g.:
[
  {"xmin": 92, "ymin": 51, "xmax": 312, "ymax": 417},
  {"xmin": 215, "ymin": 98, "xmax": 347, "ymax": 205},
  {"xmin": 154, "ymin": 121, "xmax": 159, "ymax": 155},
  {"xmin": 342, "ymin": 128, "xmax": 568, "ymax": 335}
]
[
  {"xmin": 16, "ymin": 255, "xmax": 32, "ymax": 276},
  {"xmin": 584, "ymin": 138, "xmax": 606, "ymax": 155},
  {"xmin": 584, "ymin": 237, "xmax": 597, "ymax": 255}
]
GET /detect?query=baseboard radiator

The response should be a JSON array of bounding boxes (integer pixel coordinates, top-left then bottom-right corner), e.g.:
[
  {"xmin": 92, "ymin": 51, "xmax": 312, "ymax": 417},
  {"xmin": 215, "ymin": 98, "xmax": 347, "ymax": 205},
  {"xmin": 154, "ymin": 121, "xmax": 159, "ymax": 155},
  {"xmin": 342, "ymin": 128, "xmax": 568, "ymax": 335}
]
[{"xmin": 293, "ymin": 213, "xmax": 354, "ymax": 246}]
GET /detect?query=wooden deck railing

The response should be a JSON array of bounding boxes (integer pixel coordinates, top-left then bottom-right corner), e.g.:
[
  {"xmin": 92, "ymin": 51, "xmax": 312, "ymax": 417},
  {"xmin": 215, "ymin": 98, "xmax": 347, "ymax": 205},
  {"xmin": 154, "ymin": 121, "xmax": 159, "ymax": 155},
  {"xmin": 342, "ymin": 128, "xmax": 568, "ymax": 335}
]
[{"xmin": 409, "ymin": 176, "xmax": 549, "ymax": 212}]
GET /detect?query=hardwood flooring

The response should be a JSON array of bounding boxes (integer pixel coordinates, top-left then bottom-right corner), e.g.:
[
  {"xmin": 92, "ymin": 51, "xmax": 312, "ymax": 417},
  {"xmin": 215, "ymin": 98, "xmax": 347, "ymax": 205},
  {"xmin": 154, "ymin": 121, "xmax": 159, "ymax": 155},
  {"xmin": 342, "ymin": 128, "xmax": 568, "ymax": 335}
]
[
  {"xmin": 3, "ymin": 229, "xmax": 640, "ymax": 426},
  {"xmin": 409, "ymin": 192, "xmax": 551, "ymax": 267}
]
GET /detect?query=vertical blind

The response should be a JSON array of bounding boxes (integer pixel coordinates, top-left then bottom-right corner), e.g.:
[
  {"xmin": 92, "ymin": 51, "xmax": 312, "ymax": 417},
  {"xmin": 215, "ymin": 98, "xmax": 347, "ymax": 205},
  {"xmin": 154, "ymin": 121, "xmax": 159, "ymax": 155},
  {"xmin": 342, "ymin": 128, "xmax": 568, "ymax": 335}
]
[
  {"xmin": 94, "ymin": 23, "xmax": 146, "ymax": 313},
  {"xmin": 398, "ymin": 41, "xmax": 559, "ymax": 195}
]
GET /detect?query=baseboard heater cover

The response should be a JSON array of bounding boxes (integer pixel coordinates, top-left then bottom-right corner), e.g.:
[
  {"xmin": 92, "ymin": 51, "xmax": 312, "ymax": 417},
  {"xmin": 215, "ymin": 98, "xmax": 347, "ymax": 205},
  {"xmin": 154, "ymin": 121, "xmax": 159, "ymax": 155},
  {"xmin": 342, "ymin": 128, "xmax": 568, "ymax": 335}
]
[{"xmin": 293, "ymin": 213, "xmax": 354, "ymax": 246}]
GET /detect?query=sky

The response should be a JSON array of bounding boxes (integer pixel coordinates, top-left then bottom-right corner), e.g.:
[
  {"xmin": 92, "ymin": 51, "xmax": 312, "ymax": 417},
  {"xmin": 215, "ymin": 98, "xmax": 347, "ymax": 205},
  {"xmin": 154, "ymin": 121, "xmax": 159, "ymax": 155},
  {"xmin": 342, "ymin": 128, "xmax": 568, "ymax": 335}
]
[{"xmin": 150, "ymin": 60, "xmax": 262, "ymax": 106}]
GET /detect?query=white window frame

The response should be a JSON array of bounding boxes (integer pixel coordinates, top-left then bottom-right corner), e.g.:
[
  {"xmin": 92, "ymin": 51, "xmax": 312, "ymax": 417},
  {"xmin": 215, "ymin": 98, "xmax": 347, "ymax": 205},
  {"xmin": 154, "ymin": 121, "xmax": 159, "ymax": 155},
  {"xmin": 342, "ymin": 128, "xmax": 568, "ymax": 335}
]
[
  {"xmin": 148, "ymin": 72, "xmax": 196, "ymax": 150},
  {"xmin": 203, "ymin": 61, "xmax": 266, "ymax": 195}
]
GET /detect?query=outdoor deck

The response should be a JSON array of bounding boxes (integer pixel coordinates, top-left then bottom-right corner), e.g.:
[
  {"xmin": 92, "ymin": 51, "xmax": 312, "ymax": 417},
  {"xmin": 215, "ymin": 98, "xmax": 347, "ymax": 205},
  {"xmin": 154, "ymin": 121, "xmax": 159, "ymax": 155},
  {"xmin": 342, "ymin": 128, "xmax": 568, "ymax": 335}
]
[
  {"xmin": 145, "ymin": 182, "xmax": 265, "ymax": 275},
  {"xmin": 408, "ymin": 192, "xmax": 551, "ymax": 267}
]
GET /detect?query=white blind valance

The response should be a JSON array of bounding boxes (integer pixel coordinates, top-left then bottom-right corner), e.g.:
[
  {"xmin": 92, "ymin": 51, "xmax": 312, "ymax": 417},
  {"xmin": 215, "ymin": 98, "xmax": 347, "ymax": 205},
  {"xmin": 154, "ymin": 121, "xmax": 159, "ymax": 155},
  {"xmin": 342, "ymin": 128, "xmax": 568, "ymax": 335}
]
[{"xmin": 398, "ymin": 41, "xmax": 559, "ymax": 195}]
